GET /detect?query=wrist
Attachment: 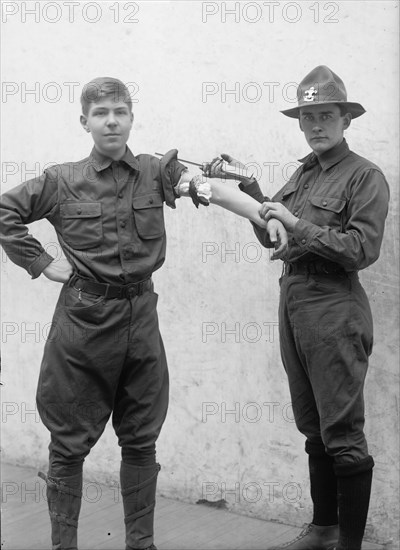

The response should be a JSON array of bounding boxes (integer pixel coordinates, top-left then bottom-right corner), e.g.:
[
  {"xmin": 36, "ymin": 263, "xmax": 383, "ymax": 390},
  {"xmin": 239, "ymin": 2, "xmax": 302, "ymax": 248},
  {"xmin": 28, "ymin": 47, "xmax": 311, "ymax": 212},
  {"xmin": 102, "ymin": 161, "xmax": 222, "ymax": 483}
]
[
  {"xmin": 175, "ymin": 169, "xmax": 194, "ymax": 197},
  {"xmin": 292, "ymin": 217, "xmax": 301, "ymax": 232}
]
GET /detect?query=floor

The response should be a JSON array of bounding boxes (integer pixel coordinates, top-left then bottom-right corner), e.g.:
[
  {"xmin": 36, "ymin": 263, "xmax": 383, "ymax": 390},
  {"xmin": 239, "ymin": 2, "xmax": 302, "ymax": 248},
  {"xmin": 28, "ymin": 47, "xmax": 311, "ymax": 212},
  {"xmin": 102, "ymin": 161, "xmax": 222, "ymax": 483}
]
[{"xmin": 1, "ymin": 463, "xmax": 385, "ymax": 550}]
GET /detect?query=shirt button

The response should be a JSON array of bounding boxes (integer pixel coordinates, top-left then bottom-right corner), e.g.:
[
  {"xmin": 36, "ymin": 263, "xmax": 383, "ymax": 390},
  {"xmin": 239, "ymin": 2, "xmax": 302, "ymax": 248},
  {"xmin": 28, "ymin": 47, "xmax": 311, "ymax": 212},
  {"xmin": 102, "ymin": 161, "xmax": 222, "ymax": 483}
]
[
  {"xmin": 301, "ymin": 239, "xmax": 306, "ymax": 244},
  {"xmin": 120, "ymin": 220, "xmax": 126, "ymax": 228},
  {"xmin": 123, "ymin": 249, "xmax": 134, "ymax": 260},
  {"xmin": 294, "ymin": 211, "xmax": 299, "ymax": 217},
  {"xmin": 149, "ymin": 198, "xmax": 154, "ymax": 204},
  {"xmin": 322, "ymin": 200, "xmax": 327, "ymax": 207},
  {"xmin": 304, "ymin": 184, "xmax": 309, "ymax": 189},
  {"xmin": 77, "ymin": 208, "xmax": 82, "ymax": 215},
  {"xmin": 118, "ymin": 192, "xmax": 123, "ymax": 199}
]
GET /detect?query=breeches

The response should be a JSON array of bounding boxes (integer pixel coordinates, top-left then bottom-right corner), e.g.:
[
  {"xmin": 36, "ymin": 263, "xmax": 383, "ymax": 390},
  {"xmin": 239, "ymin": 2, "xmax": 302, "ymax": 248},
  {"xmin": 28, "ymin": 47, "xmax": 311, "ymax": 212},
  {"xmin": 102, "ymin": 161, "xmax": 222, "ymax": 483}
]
[
  {"xmin": 36, "ymin": 282, "xmax": 169, "ymax": 468},
  {"xmin": 278, "ymin": 271, "xmax": 373, "ymax": 463}
]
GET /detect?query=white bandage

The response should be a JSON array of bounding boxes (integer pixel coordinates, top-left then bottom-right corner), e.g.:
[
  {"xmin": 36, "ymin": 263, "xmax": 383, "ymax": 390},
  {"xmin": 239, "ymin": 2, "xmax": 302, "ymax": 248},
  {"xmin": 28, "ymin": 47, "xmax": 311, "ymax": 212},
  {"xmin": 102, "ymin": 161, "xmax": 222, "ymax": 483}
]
[{"xmin": 191, "ymin": 174, "xmax": 212, "ymax": 202}]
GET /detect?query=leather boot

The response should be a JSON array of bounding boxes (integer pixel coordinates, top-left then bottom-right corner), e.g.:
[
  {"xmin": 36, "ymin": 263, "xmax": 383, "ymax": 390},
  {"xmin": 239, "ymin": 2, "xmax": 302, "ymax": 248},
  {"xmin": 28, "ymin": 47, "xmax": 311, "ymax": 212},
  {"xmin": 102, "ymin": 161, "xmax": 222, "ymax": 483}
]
[
  {"xmin": 267, "ymin": 522, "xmax": 339, "ymax": 550},
  {"xmin": 120, "ymin": 462, "xmax": 161, "ymax": 550},
  {"xmin": 39, "ymin": 471, "xmax": 82, "ymax": 550},
  {"xmin": 335, "ymin": 457, "xmax": 374, "ymax": 550}
]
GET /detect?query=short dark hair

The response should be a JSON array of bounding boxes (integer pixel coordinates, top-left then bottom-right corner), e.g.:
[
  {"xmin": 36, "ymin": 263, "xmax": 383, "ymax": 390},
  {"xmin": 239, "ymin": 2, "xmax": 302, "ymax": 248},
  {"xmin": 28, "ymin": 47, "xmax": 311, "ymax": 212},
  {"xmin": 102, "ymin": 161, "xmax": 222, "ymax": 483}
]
[
  {"xmin": 80, "ymin": 77, "xmax": 132, "ymax": 115},
  {"xmin": 337, "ymin": 103, "xmax": 350, "ymax": 117}
]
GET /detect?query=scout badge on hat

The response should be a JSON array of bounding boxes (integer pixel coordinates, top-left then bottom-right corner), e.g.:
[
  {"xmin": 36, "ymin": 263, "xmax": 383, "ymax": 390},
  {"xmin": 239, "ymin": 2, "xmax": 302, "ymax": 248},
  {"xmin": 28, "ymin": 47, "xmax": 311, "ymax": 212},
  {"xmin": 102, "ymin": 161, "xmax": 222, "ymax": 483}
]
[{"xmin": 281, "ymin": 65, "xmax": 366, "ymax": 119}]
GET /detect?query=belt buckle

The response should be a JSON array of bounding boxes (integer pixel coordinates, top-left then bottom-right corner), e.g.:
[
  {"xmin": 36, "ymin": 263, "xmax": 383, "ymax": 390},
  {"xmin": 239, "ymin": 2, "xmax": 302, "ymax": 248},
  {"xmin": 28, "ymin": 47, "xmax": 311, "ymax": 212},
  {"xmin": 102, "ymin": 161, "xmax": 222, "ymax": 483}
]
[
  {"xmin": 127, "ymin": 286, "xmax": 137, "ymax": 298},
  {"xmin": 125, "ymin": 283, "xmax": 140, "ymax": 299}
]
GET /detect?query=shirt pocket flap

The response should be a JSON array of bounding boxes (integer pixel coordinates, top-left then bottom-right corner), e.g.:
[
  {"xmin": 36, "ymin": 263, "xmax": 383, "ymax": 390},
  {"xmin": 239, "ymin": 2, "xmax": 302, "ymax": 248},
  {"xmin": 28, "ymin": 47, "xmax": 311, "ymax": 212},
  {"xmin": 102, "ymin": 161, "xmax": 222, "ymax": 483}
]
[
  {"xmin": 132, "ymin": 194, "xmax": 163, "ymax": 210},
  {"xmin": 60, "ymin": 202, "xmax": 103, "ymax": 249},
  {"xmin": 278, "ymin": 184, "xmax": 297, "ymax": 201},
  {"xmin": 132, "ymin": 194, "xmax": 165, "ymax": 239},
  {"xmin": 310, "ymin": 196, "xmax": 346, "ymax": 213},
  {"xmin": 61, "ymin": 202, "xmax": 102, "ymax": 219}
]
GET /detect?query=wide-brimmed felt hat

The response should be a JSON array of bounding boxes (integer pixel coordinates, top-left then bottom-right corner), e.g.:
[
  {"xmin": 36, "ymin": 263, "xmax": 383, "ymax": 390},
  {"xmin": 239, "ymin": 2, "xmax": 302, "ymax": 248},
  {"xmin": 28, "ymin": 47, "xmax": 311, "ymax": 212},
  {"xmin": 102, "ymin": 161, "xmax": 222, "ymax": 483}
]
[{"xmin": 281, "ymin": 65, "xmax": 366, "ymax": 119}]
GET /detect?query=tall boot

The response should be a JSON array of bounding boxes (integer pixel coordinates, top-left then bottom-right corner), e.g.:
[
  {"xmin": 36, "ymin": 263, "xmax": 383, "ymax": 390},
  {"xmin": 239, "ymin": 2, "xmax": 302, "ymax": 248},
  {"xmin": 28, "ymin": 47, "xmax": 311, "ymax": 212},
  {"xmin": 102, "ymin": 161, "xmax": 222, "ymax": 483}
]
[
  {"xmin": 267, "ymin": 443, "xmax": 339, "ymax": 550},
  {"xmin": 120, "ymin": 462, "xmax": 161, "ymax": 550},
  {"xmin": 309, "ymin": 452, "xmax": 338, "ymax": 526},
  {"xmin": 38, "ymin": 471, "xmax": 83, "ymax": 550},
  {"xmin": 334, "ymin": 456, "xmax": 374, "ymax": 550}
]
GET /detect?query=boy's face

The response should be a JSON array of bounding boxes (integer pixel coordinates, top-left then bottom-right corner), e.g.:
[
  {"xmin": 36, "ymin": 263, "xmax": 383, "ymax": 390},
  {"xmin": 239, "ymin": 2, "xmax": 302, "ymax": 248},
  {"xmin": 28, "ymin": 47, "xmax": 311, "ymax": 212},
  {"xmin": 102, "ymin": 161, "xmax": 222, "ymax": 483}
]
[
  {"xmin": 80, "ymin": 98, "xmax": 133, "ymax": 160},
  {"xmin": 299, "ymin": 103, "xmax": 351, "ymax": 156}
]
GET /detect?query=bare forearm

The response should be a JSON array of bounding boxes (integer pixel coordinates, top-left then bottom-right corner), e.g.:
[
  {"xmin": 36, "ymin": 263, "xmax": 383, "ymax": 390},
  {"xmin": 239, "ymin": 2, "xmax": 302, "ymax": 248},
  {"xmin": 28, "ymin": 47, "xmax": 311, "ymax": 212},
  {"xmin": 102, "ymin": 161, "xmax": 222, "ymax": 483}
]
[
  {"xmin": 175, "ymin": 171, "xmax": 266, "ymax": 228},
  {"xmin": 209, "ymin": 181, "xmax": 266, "ymax": 228}
]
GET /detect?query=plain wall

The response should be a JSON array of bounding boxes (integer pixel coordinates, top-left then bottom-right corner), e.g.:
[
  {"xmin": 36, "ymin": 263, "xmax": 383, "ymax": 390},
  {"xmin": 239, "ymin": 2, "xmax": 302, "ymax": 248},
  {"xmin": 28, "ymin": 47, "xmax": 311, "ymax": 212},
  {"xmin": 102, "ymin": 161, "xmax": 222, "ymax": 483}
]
[{"xmin": 1, "ymin": 0, "xmax": 399, "ymax": 545}]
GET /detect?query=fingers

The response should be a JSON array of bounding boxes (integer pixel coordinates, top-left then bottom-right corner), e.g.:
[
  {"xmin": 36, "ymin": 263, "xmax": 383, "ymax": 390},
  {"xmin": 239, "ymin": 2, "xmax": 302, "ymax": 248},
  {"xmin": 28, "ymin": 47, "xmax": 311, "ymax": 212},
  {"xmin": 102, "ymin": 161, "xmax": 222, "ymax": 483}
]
[
  {"xmin": 271, "ymin": 243, "xmax": 287, "ymax": 261},
  {"xmin": 278, "ymin": 229, "xmax": 288, "ymax": 248},
  {"xmin": 259, "ymin": 203, "xmax": 268, "ymax": 219},
  {"xmin": 201, "ymin": 157, "xmax": 219, "ymax": 176},
  {"xmin": 267, "ymin": 223, "xmax": 278, "ymax": 243},
  {"xmin": 264, "ymin": 211, "xmax": 273, "ymax": 223},
  {"xmin": 221, "ymin": 153, "xmax": 247, "ymax": 171},
  {"xmin": 212, "ymin": 158, "xmax": 223, "ymax": 171},
  {"xmin": 265, "ymin": 218, "xmax": 288, "ymax": 260},
  {"xmin": 202, "ymin": 157, "xmax": 224, "ymax": 178},
  {"xmin": 259, "ymin": 202, "xmax": 276, "ymax": 219},
  {"xmin": 60, "ymin": 272, "xmax": 73, "ymax": 283},
  {"xmin": 221, "ymin": 153, "xmax": 233, "ymax": 163},
  {"xmin": 202, "ymin": 154, "xmax": 248, "ymax": 179}
]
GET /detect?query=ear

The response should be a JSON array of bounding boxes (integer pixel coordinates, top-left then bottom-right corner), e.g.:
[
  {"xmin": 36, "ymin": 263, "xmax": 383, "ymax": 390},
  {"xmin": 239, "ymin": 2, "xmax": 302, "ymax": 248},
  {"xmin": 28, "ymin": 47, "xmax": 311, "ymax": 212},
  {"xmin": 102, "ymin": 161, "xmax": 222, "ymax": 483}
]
[
  {"xmin": 343, "ymin": 113, "xmax": 352, "ymax": 130},
  {"xmin": 80, "ymin": 114, "xmax": 90, "ymax": 133}
]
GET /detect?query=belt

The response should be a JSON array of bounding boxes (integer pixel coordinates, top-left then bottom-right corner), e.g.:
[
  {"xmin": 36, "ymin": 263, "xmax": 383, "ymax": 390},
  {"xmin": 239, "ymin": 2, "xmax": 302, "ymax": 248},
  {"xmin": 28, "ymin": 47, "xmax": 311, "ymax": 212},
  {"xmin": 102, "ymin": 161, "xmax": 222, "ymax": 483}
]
[
  {"xmin": 283, "ymin": 261, "xmax": 347, "ymax": 276},
  {"xmin": 68, "ymin": 273, "xmax": 152, "ymax": 299}
]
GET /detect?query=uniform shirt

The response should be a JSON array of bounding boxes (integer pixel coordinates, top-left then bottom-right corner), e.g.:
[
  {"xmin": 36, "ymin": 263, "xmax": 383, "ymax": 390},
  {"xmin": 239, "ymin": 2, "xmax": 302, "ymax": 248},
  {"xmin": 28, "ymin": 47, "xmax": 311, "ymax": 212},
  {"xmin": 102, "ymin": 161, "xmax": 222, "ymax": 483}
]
[
  {"xmin": 240, "ymin": 139, "xmax": 390, "ymax": 271},
  {"xmin": 0, "ymin": 147, "xmax": 186, "ymax": 284}
]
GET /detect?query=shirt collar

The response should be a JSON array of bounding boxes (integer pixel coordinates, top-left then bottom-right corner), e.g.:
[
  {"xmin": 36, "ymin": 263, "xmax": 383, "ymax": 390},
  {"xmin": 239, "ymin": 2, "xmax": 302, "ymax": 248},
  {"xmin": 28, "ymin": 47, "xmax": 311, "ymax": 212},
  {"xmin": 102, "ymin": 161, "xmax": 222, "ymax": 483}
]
[
  {"xmin": 89, "ymin": 146, "xmax": 141, "ymax": 172},
  {"xmin": 298, "ymin": 139, "xmax": 350, "ymax": 172}
]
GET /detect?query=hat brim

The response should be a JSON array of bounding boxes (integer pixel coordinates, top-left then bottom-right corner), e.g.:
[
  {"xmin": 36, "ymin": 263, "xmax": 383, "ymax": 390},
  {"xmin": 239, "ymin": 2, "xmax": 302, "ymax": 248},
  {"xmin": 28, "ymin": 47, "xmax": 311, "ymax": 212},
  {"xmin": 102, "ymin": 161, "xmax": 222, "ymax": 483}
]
[{"xmin": 281, "ymin": 101, "xmax": 366, "ymax": 119}]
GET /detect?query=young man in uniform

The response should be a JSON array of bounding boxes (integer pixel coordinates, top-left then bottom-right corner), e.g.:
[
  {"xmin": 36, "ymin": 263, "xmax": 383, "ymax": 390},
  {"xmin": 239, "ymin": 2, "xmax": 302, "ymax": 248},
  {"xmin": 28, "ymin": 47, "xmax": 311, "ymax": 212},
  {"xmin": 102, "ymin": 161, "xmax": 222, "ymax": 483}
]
[
  {"xmin": 0, "ymin": 77, "xmax": 285, "ymax": 550},
  {"xmin": 204, "ymin": 66, "xmax": 390, "ymax": 550}
]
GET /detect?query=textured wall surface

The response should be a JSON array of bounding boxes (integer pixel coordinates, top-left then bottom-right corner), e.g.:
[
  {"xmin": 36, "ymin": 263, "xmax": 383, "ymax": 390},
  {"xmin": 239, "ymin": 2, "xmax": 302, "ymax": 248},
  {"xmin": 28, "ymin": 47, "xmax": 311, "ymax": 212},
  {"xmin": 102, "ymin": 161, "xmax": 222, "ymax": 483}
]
[{"xmin": 1, "ymin": 0, "xmax": 399, "ymax": 544}]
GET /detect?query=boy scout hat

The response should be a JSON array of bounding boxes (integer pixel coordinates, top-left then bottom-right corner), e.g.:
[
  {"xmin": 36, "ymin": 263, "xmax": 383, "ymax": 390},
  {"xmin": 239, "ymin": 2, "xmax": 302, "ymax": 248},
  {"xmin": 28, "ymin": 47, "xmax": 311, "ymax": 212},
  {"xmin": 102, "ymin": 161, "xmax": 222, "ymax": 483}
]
[{"xmin": 281, "ymin": 65, "xmax": 366, "ymax": 119}]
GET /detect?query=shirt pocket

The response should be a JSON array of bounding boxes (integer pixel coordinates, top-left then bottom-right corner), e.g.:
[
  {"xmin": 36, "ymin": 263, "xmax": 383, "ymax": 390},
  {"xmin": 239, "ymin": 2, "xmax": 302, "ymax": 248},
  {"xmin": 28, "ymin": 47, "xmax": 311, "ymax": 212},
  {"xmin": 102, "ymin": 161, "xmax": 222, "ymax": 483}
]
[
  {"xmin": 309, "ymin": 195, "xmax": 346, "ymax": 229},
  {"xmin": 273, "ymin": 186, "xmax": 297, "ymax": 217},
  {"xmin": 276, "ymin": 184, "xmax": 297, "ymax": 204},
  {"xmin": 132, "ymin": 193, "xmax": 165, "ymax": 239},
  {"xmin": 60, "ymin": 201, "xmax": 103, "ymax": 249}
]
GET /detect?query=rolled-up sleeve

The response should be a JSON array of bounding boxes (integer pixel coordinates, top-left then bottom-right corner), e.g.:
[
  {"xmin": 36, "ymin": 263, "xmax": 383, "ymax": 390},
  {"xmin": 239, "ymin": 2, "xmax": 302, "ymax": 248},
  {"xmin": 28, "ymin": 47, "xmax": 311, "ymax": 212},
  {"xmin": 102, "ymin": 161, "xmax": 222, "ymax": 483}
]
[{"xmin": 0, "ymin": 172, "xmax": 58, "ymax": 278}]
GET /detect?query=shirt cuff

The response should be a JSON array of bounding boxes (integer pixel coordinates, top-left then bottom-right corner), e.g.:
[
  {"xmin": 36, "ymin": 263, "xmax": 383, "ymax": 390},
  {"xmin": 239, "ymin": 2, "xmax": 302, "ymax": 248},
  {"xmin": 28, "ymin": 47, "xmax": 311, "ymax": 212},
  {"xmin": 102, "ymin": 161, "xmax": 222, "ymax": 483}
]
[
  {"xmin": 27, "ymin": 252, "xmax": 54, "ymax": 279},
  {"xmin": 293, "ymin": 218, "xmax": 320, "ymax": 248}
]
